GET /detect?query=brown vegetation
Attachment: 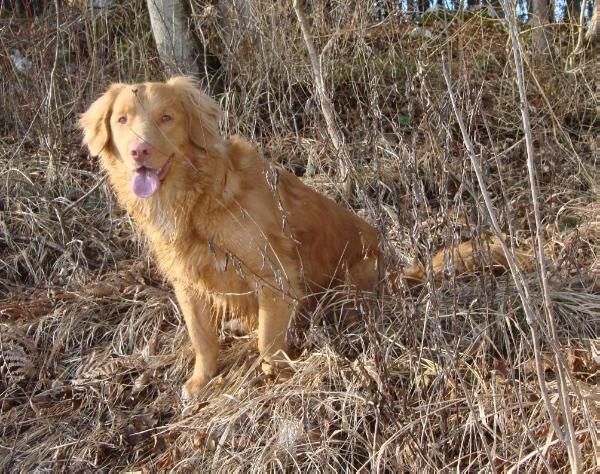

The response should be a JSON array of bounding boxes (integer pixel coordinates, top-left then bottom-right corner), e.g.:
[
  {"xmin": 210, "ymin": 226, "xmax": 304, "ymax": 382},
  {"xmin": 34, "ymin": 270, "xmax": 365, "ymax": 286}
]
[{"xmin": 0, "ymin": 1, "xmax": 598, "ymax": 471}]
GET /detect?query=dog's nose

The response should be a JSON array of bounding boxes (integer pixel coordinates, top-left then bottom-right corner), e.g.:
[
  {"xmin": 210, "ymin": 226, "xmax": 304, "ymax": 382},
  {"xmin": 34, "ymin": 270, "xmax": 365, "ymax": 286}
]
[{"xmin": 129, "ymin": 141, "xmax": 152, "ymax": 163}]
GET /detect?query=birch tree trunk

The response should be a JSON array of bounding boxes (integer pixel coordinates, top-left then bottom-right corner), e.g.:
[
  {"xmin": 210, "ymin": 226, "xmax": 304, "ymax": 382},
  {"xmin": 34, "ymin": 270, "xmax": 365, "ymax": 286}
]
[
  {"xmin": 587, "ymin": 0, "xmax": 599, "ymax": 42},
  {"xmin": 146, "ymin": 0, "xmax": 199, "ymax": 75},
  {"xmin": 486, "ymin": 0, "xmax": 503, "ymax": 17},
  {"xmin": 530, "ymin": 0, "xmax": 552, "ymax": 55}
]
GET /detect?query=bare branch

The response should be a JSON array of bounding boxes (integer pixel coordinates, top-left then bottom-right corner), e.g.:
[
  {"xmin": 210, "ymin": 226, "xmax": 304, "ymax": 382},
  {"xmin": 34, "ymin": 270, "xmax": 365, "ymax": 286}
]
[
  {"xmin": 441, "ymin": 55, "xmax": 571, "ymax": 470},
  {"xmin": 502, "ymin": 0, "xmax": 583, "ymax": 468},
  {"xmin": 292, "ymin": 0, "xmax": 349, "ymax": 193}
]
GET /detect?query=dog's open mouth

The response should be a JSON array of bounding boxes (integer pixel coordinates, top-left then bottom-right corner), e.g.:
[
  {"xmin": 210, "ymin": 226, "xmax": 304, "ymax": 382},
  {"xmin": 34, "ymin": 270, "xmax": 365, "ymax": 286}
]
[{"xmin": 131, "ymin": 156, "xmax": 173, "ymax": 198}]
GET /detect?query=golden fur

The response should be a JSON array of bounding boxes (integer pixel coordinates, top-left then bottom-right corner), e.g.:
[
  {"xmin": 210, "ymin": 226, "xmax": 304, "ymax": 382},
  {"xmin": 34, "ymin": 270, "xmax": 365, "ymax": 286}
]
[
  {"xmin": 80, "ymin": 77, "xmax": 381, "ymax": 398},
  {"xmin": 80, "ymin": 77, "xmax": 522, "ymax": 398}
]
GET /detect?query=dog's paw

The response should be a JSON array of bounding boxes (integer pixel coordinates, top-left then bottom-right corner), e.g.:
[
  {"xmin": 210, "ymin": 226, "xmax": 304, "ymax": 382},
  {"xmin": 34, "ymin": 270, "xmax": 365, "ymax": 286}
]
[
  {"xmin": 261, "ymin": 356, "xmax": 294, "ymax": 382},
  {"xmin": 181, "ymin": 374, "xmax": 210, "ymax": 400},
  {"xmin": 261, "ymin": 361, "xmax": 277, "ymax": 377}
]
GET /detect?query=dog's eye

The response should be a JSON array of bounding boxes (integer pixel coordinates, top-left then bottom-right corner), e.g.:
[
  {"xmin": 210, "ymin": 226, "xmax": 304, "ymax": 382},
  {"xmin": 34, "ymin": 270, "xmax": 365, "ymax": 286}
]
[
  {"xmin": 117, "ymin": 116, "xmax": 127, "ymax": 124},
  {"xmin": 160, "ymin": 114, "xmax": 172, "ymax": 123}
]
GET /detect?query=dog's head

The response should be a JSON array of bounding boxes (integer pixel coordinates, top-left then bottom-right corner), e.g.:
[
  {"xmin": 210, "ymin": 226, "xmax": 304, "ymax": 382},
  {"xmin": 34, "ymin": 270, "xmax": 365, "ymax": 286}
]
[{"xmin": 79, "ymin": 76, "xmax": 220, "ymax": 199}]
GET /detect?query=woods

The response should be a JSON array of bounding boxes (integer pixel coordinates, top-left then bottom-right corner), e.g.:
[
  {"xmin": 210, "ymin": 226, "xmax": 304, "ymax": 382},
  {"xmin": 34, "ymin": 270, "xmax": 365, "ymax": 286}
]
[{"xmin": 1, "ymin": 0, "xmax": 598, "ymax": 471}]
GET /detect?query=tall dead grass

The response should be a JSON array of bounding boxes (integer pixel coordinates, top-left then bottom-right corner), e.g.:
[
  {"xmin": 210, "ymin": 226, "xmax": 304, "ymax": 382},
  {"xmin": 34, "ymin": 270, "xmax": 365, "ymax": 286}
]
[{"xmin": 0, "ymin": 0, "xmax": 598, "ymax": 471}]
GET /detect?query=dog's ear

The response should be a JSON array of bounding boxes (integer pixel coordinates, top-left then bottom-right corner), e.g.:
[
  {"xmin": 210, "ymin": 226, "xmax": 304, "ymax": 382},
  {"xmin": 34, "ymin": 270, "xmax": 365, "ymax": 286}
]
[
  {"xmin": 168, "ymin": 76, "xmax": 221, "ymax": 151},
  {"xmin": 79, "ymin": 83, "xmax": 125, "ymax": 157}
]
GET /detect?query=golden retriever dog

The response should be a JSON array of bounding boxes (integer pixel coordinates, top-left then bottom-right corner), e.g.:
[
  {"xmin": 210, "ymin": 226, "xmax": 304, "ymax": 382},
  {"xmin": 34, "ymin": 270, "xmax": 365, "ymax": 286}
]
[
  {"xmin": 79, "ymin": 76, "xmax": 385, "ymax": 398},
  {"xmin": 80, "ymin": 77, "xmax": 519, "ymax": 398}
]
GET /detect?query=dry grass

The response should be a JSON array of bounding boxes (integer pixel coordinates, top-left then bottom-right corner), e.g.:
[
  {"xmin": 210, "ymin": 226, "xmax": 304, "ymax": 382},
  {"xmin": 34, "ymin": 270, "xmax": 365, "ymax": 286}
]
[{"xmin": 1, "ymin": 1, "xmax": 598, "ymax": 471}]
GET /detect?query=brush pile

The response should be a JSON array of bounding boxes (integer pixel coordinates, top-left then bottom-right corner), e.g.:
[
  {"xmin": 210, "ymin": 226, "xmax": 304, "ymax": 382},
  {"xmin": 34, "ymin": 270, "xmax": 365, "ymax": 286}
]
[{"xmin": 0, "ymin": 1, "xmax": 598, "ymax": 471}]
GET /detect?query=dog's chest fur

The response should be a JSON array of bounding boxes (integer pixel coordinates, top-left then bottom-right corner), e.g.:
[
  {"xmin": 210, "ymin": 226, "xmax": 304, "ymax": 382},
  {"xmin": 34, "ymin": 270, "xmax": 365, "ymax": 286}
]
[
  {"xmin": 136, "ymin": 196, "xmax": 284, "ymax": 320},
  {"xmin": 167, "ymin": 238, "xmax": 260, "ymax": 318}
]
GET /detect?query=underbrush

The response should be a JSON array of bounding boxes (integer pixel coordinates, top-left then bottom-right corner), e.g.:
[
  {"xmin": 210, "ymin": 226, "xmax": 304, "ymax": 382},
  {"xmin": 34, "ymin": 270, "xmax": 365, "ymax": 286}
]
[{"xmin": 1, "ymin": 1, "xmax": 598, "ymax": 471}]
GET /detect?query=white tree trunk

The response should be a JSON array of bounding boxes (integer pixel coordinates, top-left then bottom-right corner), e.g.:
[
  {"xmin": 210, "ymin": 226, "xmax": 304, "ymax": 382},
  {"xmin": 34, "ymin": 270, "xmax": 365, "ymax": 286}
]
[
  {"xmin": 146, "ymin": 0, "xmax": 198, "ymax": 75},
  {"xmin": 586, "ymin": 0, "xmax": 599, "ymax": 42}
]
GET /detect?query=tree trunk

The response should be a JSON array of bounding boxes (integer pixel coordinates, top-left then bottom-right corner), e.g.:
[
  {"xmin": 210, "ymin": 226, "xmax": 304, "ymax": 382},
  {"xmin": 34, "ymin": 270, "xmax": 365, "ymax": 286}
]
[
  {"xmin": 586, "ymin": 0, "xmax": 599, "ymax": 42},
  {"xmin": 565, "ymin": 0, "xmax": 581, "ymax": 22},
  {"xmin": 146, "ymin": 0, "xmax": 199, "ymax": 75},
  {"xmin": 485, "ymin": 0, "xmax": 503, "ymax": 18},
  {"xmin": 530, "ymin": 0, "xmax": 552, "ymax": 55}
]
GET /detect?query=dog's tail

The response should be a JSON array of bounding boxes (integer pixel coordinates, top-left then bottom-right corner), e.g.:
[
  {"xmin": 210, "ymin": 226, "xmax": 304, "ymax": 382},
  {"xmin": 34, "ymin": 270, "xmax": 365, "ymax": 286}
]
[{"xmin": 400, "ymin": 236, "xmax": 533, "ymax": 286}]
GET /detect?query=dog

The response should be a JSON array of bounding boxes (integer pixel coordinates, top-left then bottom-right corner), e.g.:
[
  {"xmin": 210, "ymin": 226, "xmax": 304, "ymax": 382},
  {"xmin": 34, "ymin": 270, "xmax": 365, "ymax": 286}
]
[
  {"xmin": 79, "ymin": 76, "xmax": 389, "ymax": 398},
  {"xmin": 80, "ymin": 77, "xmax": 522, "ymax": 398}
]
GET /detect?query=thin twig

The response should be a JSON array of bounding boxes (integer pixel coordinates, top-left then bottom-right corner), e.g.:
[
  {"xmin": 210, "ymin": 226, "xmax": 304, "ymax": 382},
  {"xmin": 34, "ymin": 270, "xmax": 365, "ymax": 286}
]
[
  {"xmin": 292, "ymin": 0, "xmax": 349, "ymax": 192},
  {"xmin": 507, "ymin": 429, "xmax": 588, "ymax": 473},
  {"xmin": 441, "ymin": 57, "xmax": 578, "ymax": 470},
  {"xmin": 64, "ymin": 176, "xmax": 107, "ymax": 214},
  {"xmin": 502, "ymin": 0, "xmax": 582, "ymax": 468},
  {"xmin": 569, "ymin": 0, "xmax": 590, "ymax": 59},
  {"xmin": 5, "ymin": 234, "xmax": 66, "ymax": 254}
]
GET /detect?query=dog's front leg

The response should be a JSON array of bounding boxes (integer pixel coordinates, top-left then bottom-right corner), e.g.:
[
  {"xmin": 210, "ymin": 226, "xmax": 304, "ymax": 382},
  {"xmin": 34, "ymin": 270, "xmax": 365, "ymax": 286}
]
[
  {"xmin": 173, "ymin": 283, "xmax": 219, "ymax": 399},
  {"xmin": 257, "ymin": 287, "xmax": 294, "ymax": 375}
]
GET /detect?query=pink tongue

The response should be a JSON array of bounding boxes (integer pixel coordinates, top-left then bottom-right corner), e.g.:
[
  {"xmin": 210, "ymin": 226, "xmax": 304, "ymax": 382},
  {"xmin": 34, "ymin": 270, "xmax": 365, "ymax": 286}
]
[{"xmin": 132, "ymin": 167, "xmax": 160, "ymax": 198}]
